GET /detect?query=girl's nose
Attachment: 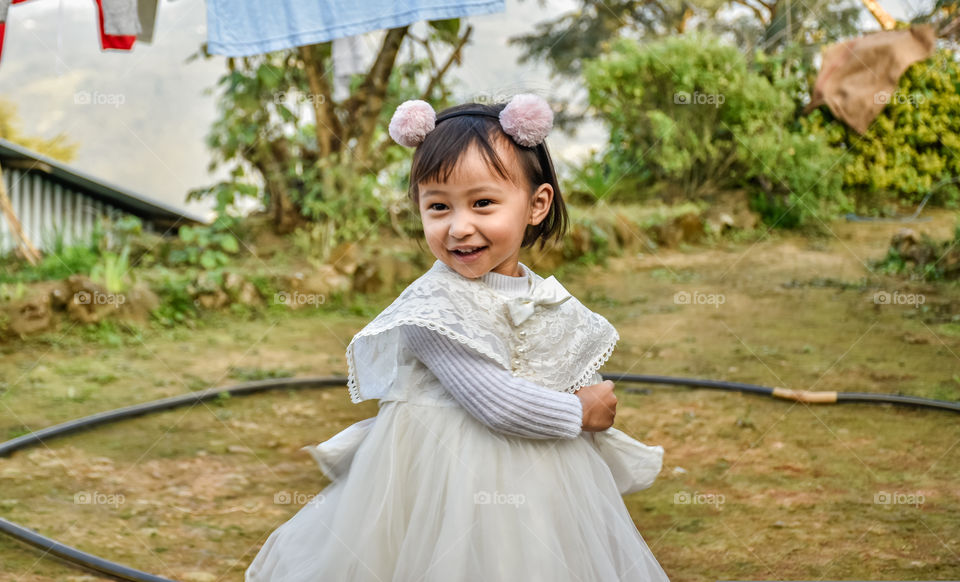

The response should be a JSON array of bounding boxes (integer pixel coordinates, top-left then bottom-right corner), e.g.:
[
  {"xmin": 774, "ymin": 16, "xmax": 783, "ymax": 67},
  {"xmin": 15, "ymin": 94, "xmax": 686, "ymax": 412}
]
[{"xmin": 448, "ymin": 212, "xmax": 476, "ymax": 238}]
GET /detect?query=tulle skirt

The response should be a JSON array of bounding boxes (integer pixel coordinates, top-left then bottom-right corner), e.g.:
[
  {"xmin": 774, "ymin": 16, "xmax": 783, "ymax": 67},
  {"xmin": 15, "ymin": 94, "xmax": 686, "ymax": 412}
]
[{"xmin": 245, "ymin": 399, "xmax": 671, "ymax": 581}]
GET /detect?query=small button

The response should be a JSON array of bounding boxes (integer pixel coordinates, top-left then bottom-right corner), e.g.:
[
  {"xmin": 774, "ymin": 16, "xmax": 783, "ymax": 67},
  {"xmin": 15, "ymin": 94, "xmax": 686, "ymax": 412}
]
[
  {"xmin": 517, "ymin": 346, "xmax": 526, "ymax": 354},
  {"xmin": 512, "ymin": 359, "xmax": 521, "ymax": 367},
  {"xmin": 518, "ymin": 330, "xmax": 527, "ymax": 338}
]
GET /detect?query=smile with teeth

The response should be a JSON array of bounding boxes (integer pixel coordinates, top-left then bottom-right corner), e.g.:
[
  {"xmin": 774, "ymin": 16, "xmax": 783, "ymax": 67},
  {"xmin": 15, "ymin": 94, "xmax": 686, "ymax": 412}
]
[{"xmin": 452, "ymin": 246, "xmax": 487, "ymax": 255}]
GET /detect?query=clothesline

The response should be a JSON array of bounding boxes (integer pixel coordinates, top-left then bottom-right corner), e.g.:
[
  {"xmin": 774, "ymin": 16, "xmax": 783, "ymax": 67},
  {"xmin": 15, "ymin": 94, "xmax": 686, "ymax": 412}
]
[
  {"xmin": 0, "ymin": 0, "xmax": 505, "ymax": 67},
  {"xmin": 0, "ymin": 0, "xmax": 159, "ymax": 64}
]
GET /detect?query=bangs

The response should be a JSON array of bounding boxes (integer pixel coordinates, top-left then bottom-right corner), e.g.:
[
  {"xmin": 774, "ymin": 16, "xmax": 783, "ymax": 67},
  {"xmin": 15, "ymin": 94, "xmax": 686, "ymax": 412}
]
[{"xmin": 409, "ymin": 116, "xmax": 515, "ymax": 201}]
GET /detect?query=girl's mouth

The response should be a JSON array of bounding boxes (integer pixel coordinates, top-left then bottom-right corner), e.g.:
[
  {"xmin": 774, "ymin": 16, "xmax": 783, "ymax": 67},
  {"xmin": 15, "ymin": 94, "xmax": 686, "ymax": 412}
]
[{"xmin": 452, "ymin": 246, "xmax": 487, "ymax": 261}]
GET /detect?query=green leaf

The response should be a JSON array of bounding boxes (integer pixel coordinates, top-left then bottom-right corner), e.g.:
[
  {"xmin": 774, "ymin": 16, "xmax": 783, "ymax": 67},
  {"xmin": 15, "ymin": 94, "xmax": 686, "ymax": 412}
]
[
  {"xmin": 220, "ymin": 236, "xmax": 240, "ymax": 254},
  {"xmin": 199, "ymin": 252, "xmax": 218, "ymax": 270},
  {"xmin": 179, "ymin": 225, "xmax": 195, "ymax": 243},
  {"xmin": 428, "ymin": 18, "xmax": 460, "ymax": 43}
]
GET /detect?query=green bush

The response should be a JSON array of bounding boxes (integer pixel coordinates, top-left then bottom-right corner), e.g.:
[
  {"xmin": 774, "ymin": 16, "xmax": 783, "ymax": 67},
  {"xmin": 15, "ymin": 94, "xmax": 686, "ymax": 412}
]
[
  {"xmin": 802, "ymin": 49, "xmax": 960, "ymax": 215},
  {"xmin": 148, "ymin": 268, "xmax": 199, "ymax": 327},
  {"xmin": 167, "ymin": 216, "xmax": 242, "ymax": 269},
  {"xmin": 0, "ymin": 223, "xmax": 104, "ymax": 283},
  {"xmin": 582, "ymin": 34, "xmax": 846, "ymax": 227},
  {"xmin": 872, "ymin": 218, "xmax": 960, "ymax": 281}
]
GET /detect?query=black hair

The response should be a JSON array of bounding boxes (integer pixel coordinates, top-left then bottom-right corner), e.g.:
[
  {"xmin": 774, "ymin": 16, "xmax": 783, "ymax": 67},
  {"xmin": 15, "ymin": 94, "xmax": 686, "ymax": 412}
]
[{"xmin": 406, "ymin": 101, "xmax": 568, "ymax": 251}]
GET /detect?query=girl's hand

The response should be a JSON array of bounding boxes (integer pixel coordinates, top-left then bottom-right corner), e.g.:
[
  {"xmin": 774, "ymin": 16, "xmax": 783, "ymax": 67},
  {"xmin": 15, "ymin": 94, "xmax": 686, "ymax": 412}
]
[{"xmin": 576, "ymin": 380, "xmax": 617, "ymax": 432}]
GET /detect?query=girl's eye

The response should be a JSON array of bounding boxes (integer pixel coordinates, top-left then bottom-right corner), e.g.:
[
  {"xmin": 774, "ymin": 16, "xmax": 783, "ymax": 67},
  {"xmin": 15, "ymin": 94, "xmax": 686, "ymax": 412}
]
[{"xmin": 426, "ymin": 200, "xmax": 492, "ymax": 211}]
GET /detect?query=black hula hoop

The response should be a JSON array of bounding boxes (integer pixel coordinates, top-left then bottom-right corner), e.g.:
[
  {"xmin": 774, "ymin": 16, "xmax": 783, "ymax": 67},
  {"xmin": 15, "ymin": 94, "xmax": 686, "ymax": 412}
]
[{"xmin": 1, "ymin": 374, "xmax": 957, "ymax": 581}]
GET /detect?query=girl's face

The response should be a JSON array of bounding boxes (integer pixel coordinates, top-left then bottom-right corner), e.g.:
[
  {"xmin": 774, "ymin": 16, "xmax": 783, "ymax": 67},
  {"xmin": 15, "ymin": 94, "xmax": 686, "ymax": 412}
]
[{"xmin": 417, "ymin": 138, "xmax": 553, "ymax": 279}]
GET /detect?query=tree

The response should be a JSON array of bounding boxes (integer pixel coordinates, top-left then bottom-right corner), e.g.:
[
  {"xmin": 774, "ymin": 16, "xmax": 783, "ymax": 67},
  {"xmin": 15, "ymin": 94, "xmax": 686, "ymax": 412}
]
[
  {"xmin": 192, "ymin": 20, "xmax": 471, "ymax": 235},
  {"xmin": 0, "ymin": 98, "xmax": 78, "ymax": 162},
  {"xmin": 508, "ymin": 0, "xmax": 864, "ymax": 132},
  {"xmin": 511, "ymin": 0, "xmax": 863, "ymax": 71}
]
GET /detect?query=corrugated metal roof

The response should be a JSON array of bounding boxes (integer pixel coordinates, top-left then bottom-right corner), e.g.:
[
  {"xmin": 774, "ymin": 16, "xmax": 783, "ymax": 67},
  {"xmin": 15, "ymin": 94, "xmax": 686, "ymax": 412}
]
[{"xmin": 0, "ymin": 137, "xmax": 208, "ymax": 226}]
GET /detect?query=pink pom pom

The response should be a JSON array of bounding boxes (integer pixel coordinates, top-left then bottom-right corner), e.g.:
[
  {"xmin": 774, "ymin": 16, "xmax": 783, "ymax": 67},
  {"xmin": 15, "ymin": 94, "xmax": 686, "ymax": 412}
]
[
  {"xmin": 499, "ymin": 94, "xmax": 553, "ymax": 147},
  {"xmin": 389, "ymin": 100, "xmax": 436, "ymax": 147}
]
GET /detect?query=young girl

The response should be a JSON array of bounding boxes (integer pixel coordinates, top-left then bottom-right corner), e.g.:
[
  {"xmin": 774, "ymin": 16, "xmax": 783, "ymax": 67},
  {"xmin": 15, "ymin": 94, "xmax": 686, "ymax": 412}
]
[{"xmin": 246, "ymin": 94, "xmax": 670, "ymax": 581}]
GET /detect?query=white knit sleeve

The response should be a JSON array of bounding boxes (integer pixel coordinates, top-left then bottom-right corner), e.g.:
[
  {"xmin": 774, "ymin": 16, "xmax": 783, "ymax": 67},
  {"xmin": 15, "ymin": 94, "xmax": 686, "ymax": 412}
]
[{"xmin": 400, "ymin": 324, "xmax": 583, "ymax": 439}]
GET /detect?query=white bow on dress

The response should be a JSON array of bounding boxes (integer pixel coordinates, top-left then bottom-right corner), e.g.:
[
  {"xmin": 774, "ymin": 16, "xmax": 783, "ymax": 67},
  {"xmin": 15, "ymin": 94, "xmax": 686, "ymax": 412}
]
[{"xmin": 505, "ymin": 275, "xmax": 573, "ymax": 326}]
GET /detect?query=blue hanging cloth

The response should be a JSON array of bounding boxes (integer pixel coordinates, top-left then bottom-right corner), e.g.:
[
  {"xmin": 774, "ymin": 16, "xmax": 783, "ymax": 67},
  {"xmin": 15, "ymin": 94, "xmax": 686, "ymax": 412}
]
[{"xmin": 205, "ymin": 0, "xmax": 506, "ymax": 57}]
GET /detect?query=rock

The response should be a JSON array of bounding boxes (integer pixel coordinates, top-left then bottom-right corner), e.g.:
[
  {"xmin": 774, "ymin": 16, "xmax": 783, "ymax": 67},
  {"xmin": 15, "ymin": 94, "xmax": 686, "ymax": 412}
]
[
  {"xmin": 703, "ymin": 190, "xmax": 759, "ymax": 233},
  {"xmin": 613, "ymin": 213, "xmax": 647, "ymax": 253},
  {"xmin": 3, "ymin": 293, "xmax": 55, "ymax": 336},
  {"xmin": 284, "ymin": 264, "xmax": 350, "ymax": 305},
  {"xmin": 655, "ymin": 212, "xmax": 704, "ymax": 248},
  {"xmin": 352, "ymin": 251, "xmax": 406, "ymax": 295},
  {"xmin": 64, "ymin": 275, "xmax": 113, "ymax": 324},
  {"xmin": 902, "ymin": 333, "xmax": 930, "ymax": 345},
  {"xmin": 676, "ymin": 212, "xmax": 704, "ymax": 242},
  {"xmin": 224, "ymin": 272, "xmax": 263, "ymax": 307},
  {"xmin": 328, "ymin": 241, "xmax": 361, "ymax": 275},
  {"xmin": 891, "ymin": 228, "xmax": 937, "ymax": 266},
  {"xmin": 118, "ymin": 282, "xmax": 160, "ymax": 322},
  {"xmin": 39, "ymin": 280, "xmax": 72, "ymax": 311},
  {"xmin": 195, "ymin": 288, "xmax": 230, "ymax": 310}
]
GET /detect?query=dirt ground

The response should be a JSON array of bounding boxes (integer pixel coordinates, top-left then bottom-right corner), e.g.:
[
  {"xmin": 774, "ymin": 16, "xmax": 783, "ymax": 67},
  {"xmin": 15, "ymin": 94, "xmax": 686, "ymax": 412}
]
[{"xmin": 1, "ymin": 210, "xmax": 958, "ymax": 581}]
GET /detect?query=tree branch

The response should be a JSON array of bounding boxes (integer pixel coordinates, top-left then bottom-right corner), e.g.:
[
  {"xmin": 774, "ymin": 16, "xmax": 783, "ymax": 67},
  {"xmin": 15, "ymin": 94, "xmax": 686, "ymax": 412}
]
[
  {"xmin": 733, "ymin": 0, "xmax": 770, "ymax": 24},
  {"xmin": 348, "ymin": 26, "xmax": 410, "ymax": 167},
  {"xmin": 421, "ymin": 25, "xmax": 472, "ymax": 102},
  {"xmin": 371, "ymin": 26, "xmax": 473, "ymax": 164},
  {"xmin": 298, "ymin": 43, "xmax": 343, "ymax": 157}
]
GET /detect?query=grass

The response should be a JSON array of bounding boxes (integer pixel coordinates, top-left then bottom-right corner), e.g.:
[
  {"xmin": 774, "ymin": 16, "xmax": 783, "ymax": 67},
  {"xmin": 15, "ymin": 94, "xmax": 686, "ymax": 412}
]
[{"xmin": 0, "ymin": 211, "xmax": 958, "ymax": 581}]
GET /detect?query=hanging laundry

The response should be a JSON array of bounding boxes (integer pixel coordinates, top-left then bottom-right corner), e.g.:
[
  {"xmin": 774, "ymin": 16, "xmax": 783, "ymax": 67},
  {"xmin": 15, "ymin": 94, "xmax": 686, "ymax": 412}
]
[
  {"xmin": 804, "ymin": 25, "xmax": 937, "ymax": 134},
  {"xmin": 101, "ymin": 0, "xmax": 141, "ymax": 36},
  {"xmin": 332, "ymin": 32, "xmax": 381, "ymax": 101},
  {"xmin": 205, "ymin": 0, "xmax": 506, "ymax": 57},
  {"xmin": 0, "ymin": 1, "xmax": 9, "ymax": 60},
  {"xmin": 136, "ymin": 0, "xmax": 159, "ymax": 44},
  {"xmin": 0, "ymin": 0, "xmax": 138, "ymax": 66},
  {"xmin": 94, "ymin": 0, "xmax": 137, "ymax": 50},
  {"xmin": 0, "ymin": 0, "xmax": 34, "ymax": 65}
]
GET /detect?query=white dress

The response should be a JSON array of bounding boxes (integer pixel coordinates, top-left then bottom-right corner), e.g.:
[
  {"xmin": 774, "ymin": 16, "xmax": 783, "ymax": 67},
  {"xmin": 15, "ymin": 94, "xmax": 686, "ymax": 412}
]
[{"xmin": 245, "ymin": 261, "xmax": 670, "ymax": 581}]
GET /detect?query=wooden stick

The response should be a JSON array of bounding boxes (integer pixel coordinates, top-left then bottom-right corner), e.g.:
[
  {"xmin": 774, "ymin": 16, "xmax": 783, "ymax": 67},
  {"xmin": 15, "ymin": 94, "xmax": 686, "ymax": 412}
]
[
  {"xmin": 861, "ymin": 0, "xmax": 896, "ymax": 30},
  {"xmin": 0, "ymin": 161, "xmax": 42, "ymax": 265}
]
